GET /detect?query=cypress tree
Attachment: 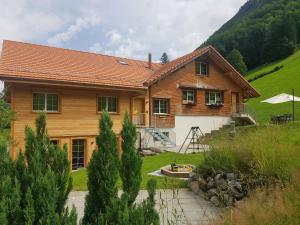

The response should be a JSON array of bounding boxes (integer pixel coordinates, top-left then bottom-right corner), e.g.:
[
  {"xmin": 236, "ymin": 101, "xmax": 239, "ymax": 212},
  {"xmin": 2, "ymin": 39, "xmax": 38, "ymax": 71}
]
[
  {"xmin": 0, "ymin": 113, "xmax": 76, "ymax": 225},
  {"xmin": 23, "ymin": 188, "xmax": 35, "ymax": 225},
  {"xmin": 120, "ymin": 112, "xmax": 142, "ymax": 206},
  {"xmin": 82, "ymin": 111, "xmax": 120, "ymax": 225}
]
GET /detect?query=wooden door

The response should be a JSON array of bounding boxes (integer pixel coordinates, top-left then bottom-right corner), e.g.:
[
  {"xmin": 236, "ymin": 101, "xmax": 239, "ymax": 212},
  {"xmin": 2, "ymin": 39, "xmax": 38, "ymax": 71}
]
[
  {"xmin": 133, "ymin": 98, "xmax": 145, "ymax": 114},
  {"xmin": 231, "ymin": 93, "xmax": 238, "ymax": 113},
  {"xmin": 133, "ymin": 98, "xmax": 145, "ymax": 125}
]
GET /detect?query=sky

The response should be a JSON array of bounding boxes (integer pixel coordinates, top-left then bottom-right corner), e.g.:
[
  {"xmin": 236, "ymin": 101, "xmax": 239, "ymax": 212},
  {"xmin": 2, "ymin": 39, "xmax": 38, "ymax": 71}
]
[{"xmin": 0, "ymin": 0, "xmax": 247, "ymax": 91}]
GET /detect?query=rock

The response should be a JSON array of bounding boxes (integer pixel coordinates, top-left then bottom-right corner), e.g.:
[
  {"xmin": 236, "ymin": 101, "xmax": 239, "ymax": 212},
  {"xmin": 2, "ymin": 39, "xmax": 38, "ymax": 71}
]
[
  {"xmin": 207, "ymin": 188, "xmax": 218, "ymax": 198},
  {"xmin": 149, "ymin": 147, "xmax": 163, "ymax": 153},
  {"xmin": 228, "ymin": 186, "xmax": 244, "ymax": 200},
  {"xmin": 234, "ymin": 182, "xmax": 243, "ymax": 193},
  {"xmin": 189, "ymin": 172, "xmax": 199, "ymax": 181},
  {"xmin": 215, "ymin": 178, "xmax": 227, "ymax": 188},
  {"xmin": 207, "ymin": 180, "xmax": 215, "ymax": 189},
  {"xmin": 141, "ymin": 150, "xmax": 157, "ymax": 156},
  {"xmin": 222, "ymin": 193, "xmax": 234, "ymax": 206},
  {"xmin": 189, "ymin": 181, "xmax": 200, "ymax": 194},
  {"xmin": 226, "ymin": 173, "xmax": 236, "ymax": 181},
  {"xmin": 214, "ymin": 173, "xmax": 224, "ymax": 181},
  {"xmin": 210, "ymin": 196, "xmax": 220, "ymax": 207},
  {"xmin": 198, "ymin": 177, "xmax": 207, "ymax": 191}
]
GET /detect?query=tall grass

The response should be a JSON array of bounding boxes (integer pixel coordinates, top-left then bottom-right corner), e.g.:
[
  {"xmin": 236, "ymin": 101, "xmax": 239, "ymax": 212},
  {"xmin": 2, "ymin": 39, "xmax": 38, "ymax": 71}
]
[
  {"xmin": 198, "ymin": 123, "xmax": 300, "ymax": 183},
  {"xmin": 213, "ymin": 172, "xmax": 300, "ymax": 225}
]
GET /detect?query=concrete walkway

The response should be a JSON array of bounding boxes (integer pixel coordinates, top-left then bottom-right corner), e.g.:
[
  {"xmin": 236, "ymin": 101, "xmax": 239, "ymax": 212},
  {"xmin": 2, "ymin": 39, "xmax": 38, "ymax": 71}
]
[{"xmin": 67, "ymin": 189, "xmax": 220, "ymax": 225}]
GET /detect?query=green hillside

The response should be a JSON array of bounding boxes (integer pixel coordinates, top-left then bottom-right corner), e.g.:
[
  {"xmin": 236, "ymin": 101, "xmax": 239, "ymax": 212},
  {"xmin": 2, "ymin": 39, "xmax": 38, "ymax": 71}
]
[
  {"xmin": 202, "ymin": 0, "xmax": 300, "ymax": 70},
  {"xmin": 247, "ymin": 50, "xmax": 300, "ymax": 123}
]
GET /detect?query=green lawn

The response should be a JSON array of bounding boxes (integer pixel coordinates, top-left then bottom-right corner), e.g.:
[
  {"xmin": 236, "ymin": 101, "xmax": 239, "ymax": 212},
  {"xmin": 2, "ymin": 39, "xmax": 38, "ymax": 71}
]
[
  {"xmin": 246, "ymin": 50, "xmax": 300, "ymax": 122},
  {"xmin": 72, "ymin": 152, "xmax": 204, "ymax": 191}
]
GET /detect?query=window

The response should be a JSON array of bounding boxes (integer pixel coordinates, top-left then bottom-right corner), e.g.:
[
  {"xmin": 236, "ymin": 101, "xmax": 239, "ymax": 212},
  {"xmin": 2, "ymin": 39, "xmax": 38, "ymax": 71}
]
[
  {"xmin": 205, "ymin": 92, "xmax": 224, "ymax": 105},
  {"xmin": 72, "ymin": 139, "xmax": 85, "ymax": 170},
  {"xmin": 196, "ymin": 62, "xmax": 208, "ymax": 75},
  {"xmin": 153, "ymin": 99, "xmax": 169, "ymax": 114},
  {"xmin": 98, "ymin": 96, "xmax": 118, "ymax": 113},
  {"xmin": 33, "ymin": 93, "xmax": 59, "ymax": 112},
  {"xmin": 182, "ymin": 90, "xmax": 195, "ymax": 105},
  {"xmin": 50, "ymin": 140, "xmax": 59, "ymax": 147}
]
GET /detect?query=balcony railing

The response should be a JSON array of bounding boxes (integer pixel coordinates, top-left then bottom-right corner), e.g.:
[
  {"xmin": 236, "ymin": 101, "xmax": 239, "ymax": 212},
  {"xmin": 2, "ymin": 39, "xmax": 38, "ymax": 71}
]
[{"xmin": 132, "ymin": 113, "xmax": 146, "ymax": 126}]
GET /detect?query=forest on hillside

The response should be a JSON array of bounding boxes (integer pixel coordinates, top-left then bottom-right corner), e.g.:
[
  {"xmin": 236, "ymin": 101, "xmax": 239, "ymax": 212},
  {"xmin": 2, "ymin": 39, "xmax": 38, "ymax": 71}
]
[{"xmin": 202, "ymin": 0, "xmax": 300, "ymax": 70}]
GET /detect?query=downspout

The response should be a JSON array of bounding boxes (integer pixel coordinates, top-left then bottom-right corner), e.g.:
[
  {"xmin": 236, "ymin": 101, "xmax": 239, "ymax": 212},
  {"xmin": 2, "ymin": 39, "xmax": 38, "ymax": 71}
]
[{"xmin": 148, "ymin": 85, "xmax": 152, "ymax": 127}]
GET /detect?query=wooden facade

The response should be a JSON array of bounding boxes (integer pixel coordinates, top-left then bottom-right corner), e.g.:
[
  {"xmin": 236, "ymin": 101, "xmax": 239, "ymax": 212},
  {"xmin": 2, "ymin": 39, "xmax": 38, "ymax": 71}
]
[
  {"xmin": 149, "ymin": 55, "xmax": 244, "ymax": 128},
  {"xmin": 9, "ymin": 82, "xmax": 148, "ymax": 165}
]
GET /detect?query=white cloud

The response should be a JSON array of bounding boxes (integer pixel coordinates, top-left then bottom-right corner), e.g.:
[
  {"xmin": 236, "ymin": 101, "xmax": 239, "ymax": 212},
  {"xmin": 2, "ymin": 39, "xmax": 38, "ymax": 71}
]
[
  {"xmin": 114, "ymin": 38, "xmax": 147, "ymax": 58},
  {"xmin": 48, "ymin": 15, "xmax": 101, "ymax": 45},
  {"xmin": 106, "ymin": 30, "xmax": 122, "ymax": 45},
  {"xmin": 0, "ymin": 0, "xmax": 247, "ymax": 61},
  {"xmin": 89, "ymin": 42, "xmax": 102, "ymax": 53},
  {"xmin": 0, "ymin": 0, "xmax": 67, "ymax": 44}
]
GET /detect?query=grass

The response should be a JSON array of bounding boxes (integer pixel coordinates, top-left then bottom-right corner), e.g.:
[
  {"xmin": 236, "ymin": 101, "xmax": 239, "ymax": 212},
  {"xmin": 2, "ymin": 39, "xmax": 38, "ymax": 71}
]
[
  {"xmin": 201, "ymin": 122, "xmax": 300, "ymax": 225},
  {"xmin": 199, "ymin": 122, "xmax": 300, "ymax": 182},
  {"xmin": 213, "ymin": 172, "xmax": 300, "ymax": 225},
  {"xmin": 246, "ymin": 50, "xmax": 300, "ymax": 122},
  {"xmin": 72, "ymin": 151, "xmax": 204, "ymax": 191}
]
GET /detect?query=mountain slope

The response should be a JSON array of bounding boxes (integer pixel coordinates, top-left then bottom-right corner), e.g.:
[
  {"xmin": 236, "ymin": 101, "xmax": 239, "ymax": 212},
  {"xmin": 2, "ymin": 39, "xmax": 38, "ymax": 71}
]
[
  {"xmin": 202, "ymin": 0, "xmax": 300, "ymax": 69},
  {"xmin": 247, "ymin": 50, "xmax": 300, "ymax": 122}
]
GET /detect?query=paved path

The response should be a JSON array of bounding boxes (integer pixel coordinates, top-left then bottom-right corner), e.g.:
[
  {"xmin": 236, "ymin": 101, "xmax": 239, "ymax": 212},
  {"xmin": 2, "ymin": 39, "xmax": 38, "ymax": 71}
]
[{"xmin": 67, "ymin": 189, "xmax": 220, "ymax": 225}]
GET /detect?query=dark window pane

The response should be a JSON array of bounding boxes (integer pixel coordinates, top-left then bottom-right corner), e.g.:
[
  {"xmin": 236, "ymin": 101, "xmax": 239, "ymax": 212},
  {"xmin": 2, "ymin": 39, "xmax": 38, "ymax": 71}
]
[
  {"xmin": 98, "ymin": 96, "xmax": 107, "ymax": 112},
  {"xmin": 72, "ymin": 139, "xmax": 85, "ymax": 170},
  {"xmin": 201, "ymin": 63, "xmax": 207, "ymax": 75},
  {"xmin": 33, "ymin": 93, "xmax": 46, "ymax": 111},
  {"xmin": 108, "ymin": 97, "xmax": 117, "ymax": 112},
  {"xmin": 50, "ymin": 140, "xmax": 59, "ymax": 146},
  {"xmin": 47, "ymin": 94, "xmax": 59, "ymax": 111},
  {"xmin": 153, "ymin": 100, "xmax": 160, "ymax": 113},
  {"xmin": 196, "ymin": 63, "xmax": 201, "ymax": 74}
]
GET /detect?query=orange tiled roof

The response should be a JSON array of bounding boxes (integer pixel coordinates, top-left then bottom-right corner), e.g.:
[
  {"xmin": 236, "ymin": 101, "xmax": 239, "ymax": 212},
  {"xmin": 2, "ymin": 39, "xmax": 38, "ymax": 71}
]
[
  {"xmin": 0, "ymin": 40, "xmax": 259, "ymax": 97},
  {"xmin": 0, "ymin": 40, "xmax": 162, "ymax": 89}
]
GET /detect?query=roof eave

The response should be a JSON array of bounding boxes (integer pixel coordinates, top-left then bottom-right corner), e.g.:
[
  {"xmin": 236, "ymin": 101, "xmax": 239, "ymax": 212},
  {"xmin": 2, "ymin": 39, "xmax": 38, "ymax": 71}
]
[{"xmin": 0, "ymin": 75, "xmax": 148, "ymax": 92}]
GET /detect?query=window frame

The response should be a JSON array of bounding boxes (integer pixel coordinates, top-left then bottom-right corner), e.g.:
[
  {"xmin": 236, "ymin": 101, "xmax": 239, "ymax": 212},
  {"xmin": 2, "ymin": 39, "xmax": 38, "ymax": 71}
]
[
  {"xmin": 152, "ymin": 98, "xmax": 170, "ymax": 115},
  {"xmin": 195, "ymin": 62, "xmax": 208, "ymax": 76},
  {"xmin": 182, "ymin": 89, "xmax": 196, "ymax": 105},
  {"xmin": 97, "ymin": 96, "xmax": 119, "ymax": 114},
  {"xmin": 205, "ymin": 91, "xmax": 224, "ymax": 106},
  {"xmin": 32, "ymin": 92, "xmax": 60, "ymax": 113}
]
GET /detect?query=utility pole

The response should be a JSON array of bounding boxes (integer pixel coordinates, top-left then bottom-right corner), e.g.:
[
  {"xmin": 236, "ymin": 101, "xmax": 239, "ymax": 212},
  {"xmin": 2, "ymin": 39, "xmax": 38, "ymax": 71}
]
[{"xmin": 293, "ymin": 89, "xmax": 295, "ymax": 121}]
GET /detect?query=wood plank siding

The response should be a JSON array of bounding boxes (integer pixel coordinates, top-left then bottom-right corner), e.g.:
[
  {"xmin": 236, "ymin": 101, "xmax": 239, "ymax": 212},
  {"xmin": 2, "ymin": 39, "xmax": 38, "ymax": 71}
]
[
  {"xmin": 149, "ymin": 55, "xmax": 244, "ymax": 128},
  {"xmin": 9, "ymin": 82, "xmax": 146, "ymax": 162}
]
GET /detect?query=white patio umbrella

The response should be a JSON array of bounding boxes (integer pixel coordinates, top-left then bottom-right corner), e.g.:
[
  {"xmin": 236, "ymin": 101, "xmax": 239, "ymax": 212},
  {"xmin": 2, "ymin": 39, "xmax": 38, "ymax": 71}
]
[
  {"xmin": 261, "ymin": 90, "xmax": 300, "ymax": 120},
  {"xmin": 261, "ymin": 93, "xmax": 300, "ymax": 104}
]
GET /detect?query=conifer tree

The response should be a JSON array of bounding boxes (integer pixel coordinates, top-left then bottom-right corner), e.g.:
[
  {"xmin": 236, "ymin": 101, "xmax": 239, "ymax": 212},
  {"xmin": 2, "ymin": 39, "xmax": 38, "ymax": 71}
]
[
  {"xmin": 160, "ymin": 52, "xmax": 169, "ymax": 64},
  {"xmin": 0, "ymin": 113, "xmax": 76, "ymax": 225},
  {"xmin": 82, "ymin": 111, "xmax": 120, "ymax": 225},
  {"xmin": 226, "ymin": 49, "xmax": 248, "ymax": 75},
  {"xmin": 23, "ymin": 189, "xmax": 35, "ymax": 225},
  {"xmin": 120, "ymin": 112, "xmax": 142, "ymax": 206}
]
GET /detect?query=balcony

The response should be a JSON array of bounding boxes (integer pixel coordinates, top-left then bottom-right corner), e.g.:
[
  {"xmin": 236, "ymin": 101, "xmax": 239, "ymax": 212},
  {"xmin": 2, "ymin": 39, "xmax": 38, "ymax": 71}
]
[{"xmin": 132, "ymin": 113, "xmax": 146, "ymax": 126}]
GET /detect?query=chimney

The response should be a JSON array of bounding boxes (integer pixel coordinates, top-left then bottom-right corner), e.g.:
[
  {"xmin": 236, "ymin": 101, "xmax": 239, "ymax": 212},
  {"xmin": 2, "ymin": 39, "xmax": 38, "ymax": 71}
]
[{"xmin": 148, "ymin": 53, "xmax": 152, "ymax": 69}]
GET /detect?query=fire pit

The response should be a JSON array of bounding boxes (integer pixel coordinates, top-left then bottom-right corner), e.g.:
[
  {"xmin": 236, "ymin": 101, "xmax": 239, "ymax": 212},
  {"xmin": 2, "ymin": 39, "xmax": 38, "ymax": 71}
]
[{"xmin": 160, "ymin": 164, "xmax": 194, "ymax": 178}]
